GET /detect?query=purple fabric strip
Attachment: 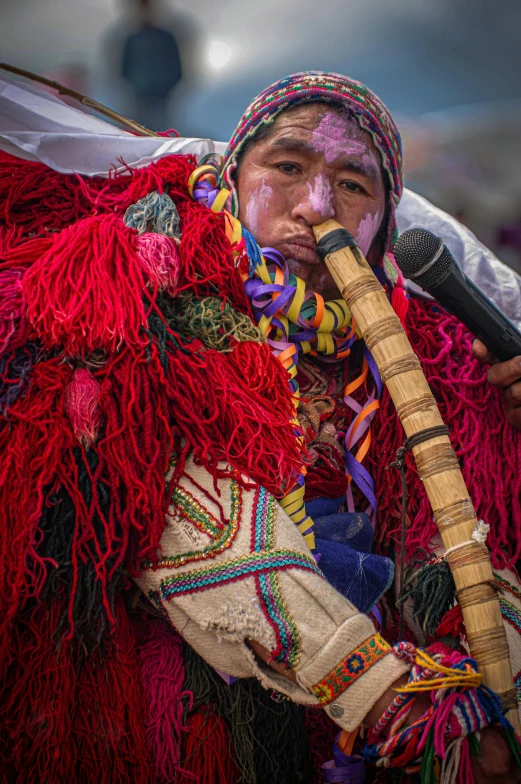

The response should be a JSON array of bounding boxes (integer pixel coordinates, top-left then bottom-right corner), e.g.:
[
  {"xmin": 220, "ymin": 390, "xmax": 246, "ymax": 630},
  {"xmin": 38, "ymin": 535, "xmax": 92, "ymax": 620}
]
[
  {"xmin": 322, "ymin": 736, "xmax": 365, "ymax": 783},
  {"xmin": 214, "ymin": 668, "xmax": 238, "ymax": 686}
]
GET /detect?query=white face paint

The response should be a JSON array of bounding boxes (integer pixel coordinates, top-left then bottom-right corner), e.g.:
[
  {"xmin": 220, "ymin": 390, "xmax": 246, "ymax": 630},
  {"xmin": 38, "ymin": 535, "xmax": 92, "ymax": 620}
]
[
  {"xmin": 356, "ymin": 210, "xmax": 383, "ymax": 256},
  {"xmin": 306, "ymin": 173, "xmax": 334, "ymax": 219},
  {"xmin": 244, "ymin": 180, "xmax": 273, "ymax": 237}
]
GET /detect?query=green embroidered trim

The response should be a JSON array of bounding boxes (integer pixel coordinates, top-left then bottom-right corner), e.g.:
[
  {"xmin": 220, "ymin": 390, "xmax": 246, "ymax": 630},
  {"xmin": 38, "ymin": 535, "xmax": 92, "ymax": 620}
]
[
  {"xmin": 173, "ymin": 484, "xmax": 225, "ymax": 539},
  {"xmin": 143, "ymin": 478, "xmax": 242, "ymax": 570},
  {"xmin": 494, "ymin": 572, "xmax": 521, "ymax": 602},
  {"xmin": 160, "ymin": 548, "xmax": 323, "ymax": 600}
]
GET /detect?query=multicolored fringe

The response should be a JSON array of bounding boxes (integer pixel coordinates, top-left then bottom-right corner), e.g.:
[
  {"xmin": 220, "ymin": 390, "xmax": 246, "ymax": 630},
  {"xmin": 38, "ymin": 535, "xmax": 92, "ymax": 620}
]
[
  {"xmin": 0, "ymin": 149, "xmax": 313, "ymax": 782},
  {"xmin": 364, "ymin": 643, "xmax": 521, "ymax": 781}
]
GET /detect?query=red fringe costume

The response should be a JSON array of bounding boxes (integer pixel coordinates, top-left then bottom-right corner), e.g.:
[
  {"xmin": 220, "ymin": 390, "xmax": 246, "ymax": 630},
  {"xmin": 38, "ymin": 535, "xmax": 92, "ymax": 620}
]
[{"xmin": 0, "ymin": 145, "xmax": 520, "ymax": 783}]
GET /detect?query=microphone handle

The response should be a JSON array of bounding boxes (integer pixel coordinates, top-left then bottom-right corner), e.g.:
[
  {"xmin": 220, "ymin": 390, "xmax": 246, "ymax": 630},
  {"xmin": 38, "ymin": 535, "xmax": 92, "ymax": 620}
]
[{"xmin": 428, "ymin": 267, "xmax": 521, "ymax": 362}]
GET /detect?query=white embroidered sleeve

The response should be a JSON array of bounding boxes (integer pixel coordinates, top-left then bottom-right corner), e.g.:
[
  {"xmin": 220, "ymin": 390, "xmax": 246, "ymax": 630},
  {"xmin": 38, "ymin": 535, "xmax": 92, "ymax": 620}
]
[{"xmin": 134, "ymin": 457, "xmax": 408, "ymax": 731}]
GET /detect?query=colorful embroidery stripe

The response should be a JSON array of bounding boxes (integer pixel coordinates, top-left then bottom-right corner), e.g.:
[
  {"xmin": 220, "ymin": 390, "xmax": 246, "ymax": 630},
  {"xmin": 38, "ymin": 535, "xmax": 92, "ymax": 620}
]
[
  {"xmin": 143, "ymin": 478, "xmax": 242, "ymax": 570},
  {"xmin": 515, "ymin": 670, "xmax": 521, "ymax": 703},
  {"xmin": 258, "ymin": 570, "xmax": 301, "ymax": 669},
  {"xmin": 500, "ymin": 596, "xmax": 521, "ymax": 635},
  {"xmin": 251, "ymin": 485, "xmax": 276, "ymax": 552},
  {"xmin": 160, "ymin": 548, "xmax": 323, "ymax": 601},
  {"xmin": 495, "ymin": 572, "xmax": 521, "ymax": 603},
  {"xmin": 311, "ymin": 633, "xmax": 391, "ymax": 705},
  {"xmin": 171, "ymin": 484, "xmax": 225, "ymax": 538}
]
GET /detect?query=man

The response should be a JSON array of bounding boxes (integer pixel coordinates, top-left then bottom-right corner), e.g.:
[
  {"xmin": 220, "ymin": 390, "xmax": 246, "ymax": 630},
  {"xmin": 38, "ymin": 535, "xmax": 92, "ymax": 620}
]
[
  {"xmin": 1, "ymin": 71, "xmax": 520, "ymax": 782},
  {"xmin": 137, "ymin": 72, "xmax": 521, "ymax": 780}
]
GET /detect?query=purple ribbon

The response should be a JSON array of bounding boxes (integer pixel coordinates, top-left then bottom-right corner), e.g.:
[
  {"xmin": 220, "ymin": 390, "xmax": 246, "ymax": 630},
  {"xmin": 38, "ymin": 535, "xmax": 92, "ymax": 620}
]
[
  {"xmin": 322, "ymin": 735, "xmax": 365, "ymax": 783},
  {"xmin": 344, "ymin": 347, "xmax": 384, "ymax": 525}
]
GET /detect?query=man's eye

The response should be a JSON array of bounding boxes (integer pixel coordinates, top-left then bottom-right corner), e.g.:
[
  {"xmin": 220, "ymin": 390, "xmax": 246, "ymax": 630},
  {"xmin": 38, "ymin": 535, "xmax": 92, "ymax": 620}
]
[
  {"xmin": 277, "ymin": 162, "xmax": 300, "ymax": 174},
  {"xmin": 341, "ymin": 180, "xmax": 365, "ymax": 194}
]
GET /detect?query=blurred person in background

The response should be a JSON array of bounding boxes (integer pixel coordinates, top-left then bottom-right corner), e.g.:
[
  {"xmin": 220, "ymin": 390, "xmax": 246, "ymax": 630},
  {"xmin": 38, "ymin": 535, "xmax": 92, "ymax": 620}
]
[{"xmin": 121, "ymin": 0, "xmax": 182, "ymax": 130}]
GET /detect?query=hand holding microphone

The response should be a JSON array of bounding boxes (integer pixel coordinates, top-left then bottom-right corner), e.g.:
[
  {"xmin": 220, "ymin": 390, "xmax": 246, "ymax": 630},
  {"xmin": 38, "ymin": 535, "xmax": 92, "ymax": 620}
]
[{"xmin": 393, "ymin": 228, "xmax": 521, "ymax": 430}]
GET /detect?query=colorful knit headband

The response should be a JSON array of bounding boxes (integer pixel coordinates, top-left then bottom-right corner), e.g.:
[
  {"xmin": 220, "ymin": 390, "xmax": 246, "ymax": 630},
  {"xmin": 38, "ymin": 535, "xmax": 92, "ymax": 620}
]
[{"xmin": 220, "ymin": 71, "xmax": 404, "ymax": 231}]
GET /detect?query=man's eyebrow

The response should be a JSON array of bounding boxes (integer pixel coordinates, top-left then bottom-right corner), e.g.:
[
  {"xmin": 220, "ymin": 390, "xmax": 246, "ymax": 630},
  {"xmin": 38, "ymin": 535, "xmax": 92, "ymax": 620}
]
[
  {"xmin": 338, "ymin": 158, "xmax": 380, "ymax": 180},
  {"xmin": 268, "ymin": 137, "xmax": 379, "ymax": 180},
  {"xmin": 269, "ymin": 137, "xmax": 315, "ymax": 154}
]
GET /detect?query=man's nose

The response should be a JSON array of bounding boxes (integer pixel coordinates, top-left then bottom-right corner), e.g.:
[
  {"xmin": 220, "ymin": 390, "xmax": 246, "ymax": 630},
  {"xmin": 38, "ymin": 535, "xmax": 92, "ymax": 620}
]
[{"xmin": 291, "ymin": 178, "xmax": 335, "ymax": 225}]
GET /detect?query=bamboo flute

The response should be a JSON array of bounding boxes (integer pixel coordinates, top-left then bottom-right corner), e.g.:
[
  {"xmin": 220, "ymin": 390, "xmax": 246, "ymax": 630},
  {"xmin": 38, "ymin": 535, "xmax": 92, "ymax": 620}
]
[{"xmin": 312, "ymin": 218, "xmax": 519, "ymax": 732}]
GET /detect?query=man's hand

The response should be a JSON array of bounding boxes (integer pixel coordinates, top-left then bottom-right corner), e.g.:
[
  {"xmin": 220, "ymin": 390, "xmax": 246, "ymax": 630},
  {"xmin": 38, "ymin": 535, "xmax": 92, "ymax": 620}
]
[
  {"xmin": 472, "ymin": 726, "xmax": 521, "ymax": 784},
  {"xmin": 366, "ymin": 679, "xmax": 520, "ymax": 783},
  {"xmin": 472, "ymin": 339, "xmax": 521, "ymax": 431}
]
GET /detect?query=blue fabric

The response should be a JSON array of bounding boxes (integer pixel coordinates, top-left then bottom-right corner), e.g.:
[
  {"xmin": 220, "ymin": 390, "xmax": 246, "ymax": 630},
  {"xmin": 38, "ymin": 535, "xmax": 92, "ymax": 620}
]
[{"xmin": 307, "ymin": 498, "xmax": 393, "ymax": 615}]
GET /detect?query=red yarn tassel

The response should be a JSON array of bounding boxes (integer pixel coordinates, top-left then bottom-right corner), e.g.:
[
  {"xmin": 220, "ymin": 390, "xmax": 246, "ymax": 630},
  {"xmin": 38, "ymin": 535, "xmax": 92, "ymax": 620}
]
[
  {"xmin": 0, "ymin": 267, "xmax": 32, "ymax": 353},
  {"xmin": 0, "ymin": 358, "xmax": 75, "ymax": 670},
  {"xmin": 21, "ymin": 214, "xmax": 153, "ymax": 355},
  {"xmin": 74, "ymin": 602, "xmax": 154, "ymax": 783},
  {"xmin": 95, "ymin": 345, "xmax": 173, "ymax": 568},
  {"xmin": 65, "ymin": 367, "xmax": 102, "ymax": 447},
  {"xmin": 0, "ymin": 151, "xmax": 98, "ymax": 235},
  {"xmin": 180, "ymin": 708, "xmax": 239, "ymax": 784},
  {"xmin": 176, "ymin": 198, "xmax": 253, "ymax": 316},
  {"xmin": 163, "ymin": 340, "xmax": 304, "ymax": 499},
  {"xmin": 0, "ymin": 150, "xmax": 198, "ymax": 240},
  {"xmin": 135, "ymin": 615, "xmax": 193, "ymax": 783},
  {"xmin": 0, "ymin": 227, "xmax": 54, "ymax": 271}
]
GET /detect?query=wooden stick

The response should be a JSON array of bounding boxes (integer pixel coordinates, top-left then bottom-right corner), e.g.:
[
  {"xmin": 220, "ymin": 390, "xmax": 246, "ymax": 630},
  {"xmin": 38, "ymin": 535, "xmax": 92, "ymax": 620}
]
[
  {"xmin": 313, "ymin": 219, "xmax": 520, "ymax": 732},
  {"xmin": 0, "ymin": 62, "xmax": 159, "ymax": 138}
]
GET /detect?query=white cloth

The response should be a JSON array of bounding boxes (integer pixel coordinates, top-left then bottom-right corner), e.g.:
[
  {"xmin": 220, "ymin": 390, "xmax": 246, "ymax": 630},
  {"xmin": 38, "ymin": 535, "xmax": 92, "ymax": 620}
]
[
  {"xmin": 0, "ymin": 73, "xmax": 225, "ymax": 175},
  {"xmin": 1, "ymin": 72, "xmax": 520, "ymax": 326},
  {"xmin": 396, "ymin": 189, "xmax": 521, "ymax": 329}
]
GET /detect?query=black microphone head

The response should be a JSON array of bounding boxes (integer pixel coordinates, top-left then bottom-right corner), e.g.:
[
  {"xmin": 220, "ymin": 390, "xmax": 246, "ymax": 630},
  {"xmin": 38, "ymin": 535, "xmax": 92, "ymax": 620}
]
[{"xmin": 393, "ymin": 228, "xmax": 455, "ymax": 290}]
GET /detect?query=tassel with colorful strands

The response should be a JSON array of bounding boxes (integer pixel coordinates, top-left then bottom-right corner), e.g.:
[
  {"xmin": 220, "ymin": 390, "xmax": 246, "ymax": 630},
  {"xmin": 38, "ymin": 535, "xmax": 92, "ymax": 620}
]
[{"xmin": 364, "ymin": 642, "xmax": 521, "ymax": 782}]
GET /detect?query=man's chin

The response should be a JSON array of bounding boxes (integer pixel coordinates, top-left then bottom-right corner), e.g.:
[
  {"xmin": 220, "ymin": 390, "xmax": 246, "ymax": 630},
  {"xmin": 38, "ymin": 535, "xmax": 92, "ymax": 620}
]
[
  {"xmin": 286, "ymin": 258, "xmax": 340, "ymax": 301},
  {"xmin": 286, "ymin": 257, "xmax": 310, "ymax": 281}
]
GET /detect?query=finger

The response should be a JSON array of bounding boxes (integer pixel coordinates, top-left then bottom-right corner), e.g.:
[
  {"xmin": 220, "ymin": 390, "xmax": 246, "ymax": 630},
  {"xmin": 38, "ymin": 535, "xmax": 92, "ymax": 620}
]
[
  {"xmin": 487, "ymin": 356, "xmax": 521, "ymax": 388},
  {"xmin": 472, "ymin": 339, "xmax": 496, "ymax": 365},
  {"xmin": 503, "ymin": 381, "xmax": 521, "ymax": 406},
  {"xmin": 504, "ymin": 400, "xmax": 521, "ymax": 431}
]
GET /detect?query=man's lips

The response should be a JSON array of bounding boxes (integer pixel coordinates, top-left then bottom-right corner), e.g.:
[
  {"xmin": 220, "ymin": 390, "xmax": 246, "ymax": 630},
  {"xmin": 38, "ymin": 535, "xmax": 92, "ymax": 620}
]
[{"xmin": 278, "ymin": 240, "xmax": 322, "ymax": 265}]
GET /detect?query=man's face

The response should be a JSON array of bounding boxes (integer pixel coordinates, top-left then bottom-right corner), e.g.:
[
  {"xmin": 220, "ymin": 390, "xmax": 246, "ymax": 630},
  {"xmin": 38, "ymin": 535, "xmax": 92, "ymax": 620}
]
[{"xmin": 236, "ymin": 104, "xmax": 387, "ymax": 300}]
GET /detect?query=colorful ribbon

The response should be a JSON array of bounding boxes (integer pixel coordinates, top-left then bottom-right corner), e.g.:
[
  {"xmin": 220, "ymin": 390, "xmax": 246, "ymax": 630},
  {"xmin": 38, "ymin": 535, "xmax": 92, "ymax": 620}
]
[{"xmin": 189, "ymin": 162, "xmax": 385, "ymax": 545}]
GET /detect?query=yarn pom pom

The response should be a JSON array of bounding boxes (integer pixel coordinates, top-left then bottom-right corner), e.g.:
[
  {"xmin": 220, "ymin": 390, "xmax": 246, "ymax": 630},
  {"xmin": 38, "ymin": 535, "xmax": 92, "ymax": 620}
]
[
  {"xmin": 64, "ymin": 367, "xmax": 102, "ymax": 447},
  {"xmin": 21, "ymin": 214, "xmax": 150, "ymax": 355},
  {"xmin": 124, "ymin": 191, "xmax": 181, "ymax": 239},
  {"xmin": 0, "ymin": 268, "xmax": 32, "ymax": 353},
  {"xmin": 136, "ymin": 233, "xmax": 181, "ymax": 294}
]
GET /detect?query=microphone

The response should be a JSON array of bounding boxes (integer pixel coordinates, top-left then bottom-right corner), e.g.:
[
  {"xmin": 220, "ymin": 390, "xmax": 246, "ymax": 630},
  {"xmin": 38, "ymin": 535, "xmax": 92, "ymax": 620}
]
[{"xmin": 393, "ymin": 228, "xmax": 521, "ymax": 362}]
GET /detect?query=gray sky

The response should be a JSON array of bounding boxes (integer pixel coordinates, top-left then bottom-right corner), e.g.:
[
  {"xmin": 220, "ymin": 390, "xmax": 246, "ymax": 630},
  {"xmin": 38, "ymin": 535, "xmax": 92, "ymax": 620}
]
[{"xmin": 1, "ymin": 0, "xmax": 520, "ymax": 139}]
